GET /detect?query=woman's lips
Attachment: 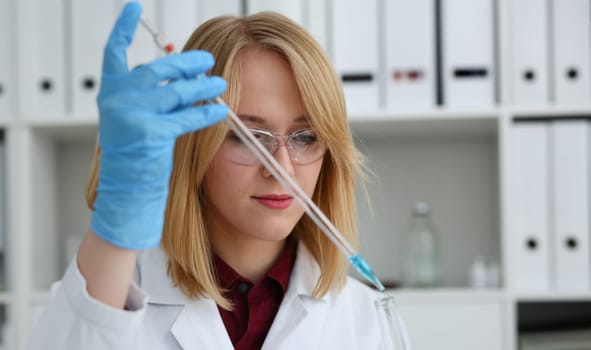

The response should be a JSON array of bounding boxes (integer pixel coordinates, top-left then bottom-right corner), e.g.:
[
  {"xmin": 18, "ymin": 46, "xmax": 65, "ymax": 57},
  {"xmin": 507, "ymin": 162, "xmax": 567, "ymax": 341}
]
[{"xmin": 253, "ymin": 194, "xmax": 293, "ymax": 209}]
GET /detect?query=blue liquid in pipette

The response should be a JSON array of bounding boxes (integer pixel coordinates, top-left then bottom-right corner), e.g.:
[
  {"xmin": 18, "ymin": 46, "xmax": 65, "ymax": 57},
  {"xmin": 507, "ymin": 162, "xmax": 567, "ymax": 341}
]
[{"xmin": 349, "ymin": 255, "xmax": 385, "ymax": 292}]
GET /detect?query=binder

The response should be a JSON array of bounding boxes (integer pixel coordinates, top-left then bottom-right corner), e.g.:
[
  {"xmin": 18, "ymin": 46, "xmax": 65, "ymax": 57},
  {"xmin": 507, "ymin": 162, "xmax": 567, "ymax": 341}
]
[
  {"xmin": 159, "ymin": 0, "xmax": 241, "ymax": 52},
  {"xmin": 0, "ymin": 0, "xmax": 16, "ymax": 118},
  {"xmin": 305, "ymin": 0, "xmax": 328, "ymax": 50},
  {"xmin": 157, "ymin": 0, "xmax": 198, "ymax": 52},
  {"xmin": 196, "ymin": 0, "xmax": 241, "ymax": 26},
  {"xmin": 21, "ymin": 0, "xmax": 67, "ymax": 117},
  {"xmin": 511, "ymin": 121, "xmax": 551, "ymax": 290},
  {"xmin": 440, "ymin": 0, "xmax": 495, "ymax": 107},
  {"xmin": 248, "ymin": 0, "xmax": 304, "ymax": 24},
  {"xmin": 551, "ymin": 0, "xmax": 591, "ymax": 104},
  {"xmin": 551, "ymin": 120, "xmax": 591, "ymax": 290},
  {"xmin": 511, "ymin": 0, "xmax": 549, "ymax": 104},
  {"xmin": 384, "ymin": 0, "xmax": 436, "ymax": 109},
  {"xmin": 330, "ymin": 0, "xmax": 380, "ymax": 111},
  {"xmin": 248, "ymin": 0, "xmax": 328, "ymax": 49},
  {"xmin": 0, "ymin": 139, "xmax": 4, "ymax": 252},
  {"xmin": 68, "ymin": 0, "xmax": 116, "ymax": 117}
]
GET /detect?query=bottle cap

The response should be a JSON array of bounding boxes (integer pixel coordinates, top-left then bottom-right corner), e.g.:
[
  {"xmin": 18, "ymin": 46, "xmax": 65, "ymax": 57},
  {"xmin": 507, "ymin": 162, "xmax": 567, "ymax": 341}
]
[{"xmin": 413, "ymin": 202, "xmax": 431, "ymax": 216}]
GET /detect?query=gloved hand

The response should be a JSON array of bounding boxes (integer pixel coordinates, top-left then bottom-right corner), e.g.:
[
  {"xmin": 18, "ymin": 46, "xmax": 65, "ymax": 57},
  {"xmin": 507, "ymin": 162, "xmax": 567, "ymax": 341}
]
[{"xmin": 90, "ymin": 1, "xmax": 228, "ymax": 249}]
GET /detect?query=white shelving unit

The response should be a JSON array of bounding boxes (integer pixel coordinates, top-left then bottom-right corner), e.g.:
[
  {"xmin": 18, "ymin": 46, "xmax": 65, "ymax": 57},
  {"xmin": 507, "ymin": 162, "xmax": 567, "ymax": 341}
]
[{"xmin": 1, "ymin": 0, "xmax": 590, "ymax": 349}]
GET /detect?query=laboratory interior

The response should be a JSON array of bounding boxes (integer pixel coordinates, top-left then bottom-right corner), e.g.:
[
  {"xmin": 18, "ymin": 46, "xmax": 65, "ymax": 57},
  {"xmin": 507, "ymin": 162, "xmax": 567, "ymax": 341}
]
[{"xmin": 1, "ymin": 0, "xmax": 591, "ymax": 349}]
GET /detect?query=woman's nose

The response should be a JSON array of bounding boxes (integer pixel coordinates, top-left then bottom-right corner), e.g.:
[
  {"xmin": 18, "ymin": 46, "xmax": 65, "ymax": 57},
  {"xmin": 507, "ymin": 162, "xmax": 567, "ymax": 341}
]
[{"xmin": 261, "ymin": 142, "xmax": 295, "ymax": 178}]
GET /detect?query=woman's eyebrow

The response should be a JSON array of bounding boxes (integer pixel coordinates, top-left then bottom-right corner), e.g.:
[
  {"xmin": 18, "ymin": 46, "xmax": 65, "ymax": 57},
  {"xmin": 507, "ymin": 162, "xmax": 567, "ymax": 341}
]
[
  {"xmin": 238, "ymin": 114, "xmax": 310, "ymax": 126},
  {"xmin": 293, "ymin": 115, "xmax": 309, "ymax": 124},
  {"xmin": 239, "ymin": 114, "xmax": 266, "ymax": 126}
]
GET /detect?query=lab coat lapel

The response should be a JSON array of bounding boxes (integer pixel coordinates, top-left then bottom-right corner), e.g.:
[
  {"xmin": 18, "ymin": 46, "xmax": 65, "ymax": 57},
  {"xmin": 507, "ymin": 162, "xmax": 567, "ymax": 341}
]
[
  {"xmin": 139, "ymin": 248, "xmax": 233, "ymax": 350},
  {"xmin": 170, "ymin": 298, "xmax": 234, "ymax": 350},
  {"xmin": 262, "ymin": 243, "xmax": 330, "ymax": 350}
]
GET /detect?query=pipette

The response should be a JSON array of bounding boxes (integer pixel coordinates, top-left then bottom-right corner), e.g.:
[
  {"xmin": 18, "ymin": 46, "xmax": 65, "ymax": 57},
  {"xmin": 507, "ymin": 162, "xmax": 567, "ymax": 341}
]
[{"xmin": 139, "ymin": 17, "xmax": 386, "ymax": 292}]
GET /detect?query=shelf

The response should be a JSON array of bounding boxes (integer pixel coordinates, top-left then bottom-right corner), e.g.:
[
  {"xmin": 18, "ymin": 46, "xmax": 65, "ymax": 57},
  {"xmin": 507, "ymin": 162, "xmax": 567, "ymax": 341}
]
[
  {"xmin": 16, "ymin": 115, "xmax": 98, "ymax": 127},
  {"xmin": 349, "ymin": 108, "xmax": 498, "ymax": 138},
  {"xmin": 351, "ymin": 116, "xmax": 497, "ymax": 140},
  {"xmin": 29, "ymin": 131, "xmax": 95, "ymax": 290},
  {"xmin": 4, "ymin": 0, "xmax": 590, "ymax": 348},
  {"xmin": 387, "ymin": 288, "xmax": 506, "ymax": 304},
  {"xmin": 509, "ymin": 104, "xmax": 591, "ymax": 118},
  {"xmin": 354, "ymin": 129, "xmax": 500, "ymax": 287},
  {"xmin": 348, "ymin": 107, "xmax": 500, "ymax": 121},
  {"xmin": 513, "ymin": 291, "xmax": 591, "ymax": 303},
  {"xmin": 30, "ymin": 122, "xmax": 98, "ymax": 144}
]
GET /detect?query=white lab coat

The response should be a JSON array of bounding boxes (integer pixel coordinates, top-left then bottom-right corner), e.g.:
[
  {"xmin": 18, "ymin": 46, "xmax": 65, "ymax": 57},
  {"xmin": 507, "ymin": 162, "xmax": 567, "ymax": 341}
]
[{"xmin": 28, "ymin": 242, "xmax": 406, "ymax": 349}]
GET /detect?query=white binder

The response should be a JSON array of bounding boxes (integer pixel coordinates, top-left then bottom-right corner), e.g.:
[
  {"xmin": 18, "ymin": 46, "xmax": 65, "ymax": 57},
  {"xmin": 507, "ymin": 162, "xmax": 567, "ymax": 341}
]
[
  {"xmin": 157, "ymin": 0, "xmax": 198, "ymax": 52},
  {"xmin": 159, "ymin": 0, "xmax": 241, "ymax": 52},
  {"xmin": 330, "ymin": 0, "xmax": 380, "ymax": 111},
  {"xmin": 248, "ymin": 0, "xmax": 327, "ymax": 50},
  {"xmin": 0, "ymin": 0, "xmax": 16, "ymax": 118},
  {"xmin": 248, "ymin": 0, "xmax": 304, "ymax": 24},
  {"xmin": 20, "ymin": 0, "xmax": 67, "ymax": 117},
  {"xmin": 68, "ymin": 0, "xmax": 116, "ymax": 117},
  {"xmin": 510, "ymin": 0, "xmax": 549, "ymax": 104},
  {"xmin": 197, "ymin": 0, "xmax": 241, "ymax": 25},
  {"xmin": 551, "ymin": 120, "xmax": 591, "ymax": 290},
  {"xmin": 441, "ymin": 0, "xmax": 495, "ymax": 107},
  {"xmin": 305, "ymin": 0, "xmax": 328, "ymax": 51},
  {"xmin": 0, "ymin": 140, "xmax": 4, "ymax": 251},
  {"xmin": 384, "ymin": 0, "xmax": 435, "ymax": 109},
  {"xmin": 511, "ymin": 121, "xmax": 551, "ymax": 290},
  {"xmin": 551, "ymin": 0, "xmax": 591, "ymax": 104}
]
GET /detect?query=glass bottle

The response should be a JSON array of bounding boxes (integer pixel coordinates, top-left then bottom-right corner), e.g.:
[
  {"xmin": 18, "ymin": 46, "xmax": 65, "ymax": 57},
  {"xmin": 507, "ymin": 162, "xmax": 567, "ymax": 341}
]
[
  {"xmin": 375, "ymin": 295, "xmax": 410, "ymax": 350},
  {"xmin": 401, "ymin": 202, "xmax": 440, "ymax": 287}
]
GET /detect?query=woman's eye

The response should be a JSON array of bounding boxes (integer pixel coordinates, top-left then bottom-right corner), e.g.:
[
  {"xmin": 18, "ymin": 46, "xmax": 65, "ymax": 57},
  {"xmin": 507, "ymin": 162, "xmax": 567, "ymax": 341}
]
[
  {"xmin": 294, "ymin": 133, "xmax": 317, "ymax": 144},
  {"xmin": 252, "ymin": 132, "xmax": 275, "ymax": 145},
  {"xmin": 227, "ymin": 132, "xmax": 244, "ymax": 144}
]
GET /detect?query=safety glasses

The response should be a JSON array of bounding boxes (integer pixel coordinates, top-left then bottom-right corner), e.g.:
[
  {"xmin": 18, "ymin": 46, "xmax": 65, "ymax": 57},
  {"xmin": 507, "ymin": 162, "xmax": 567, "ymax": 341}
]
[{"xmin": 224, "ymin": 127, "xmax": 327, "ymax": 166}]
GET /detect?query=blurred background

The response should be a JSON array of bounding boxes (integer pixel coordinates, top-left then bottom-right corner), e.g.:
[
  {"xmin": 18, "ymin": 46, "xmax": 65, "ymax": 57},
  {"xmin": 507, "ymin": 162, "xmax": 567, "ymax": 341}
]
[{"xmin": 1, "ymin": 0, "xmax": 590, "ymax": 349}]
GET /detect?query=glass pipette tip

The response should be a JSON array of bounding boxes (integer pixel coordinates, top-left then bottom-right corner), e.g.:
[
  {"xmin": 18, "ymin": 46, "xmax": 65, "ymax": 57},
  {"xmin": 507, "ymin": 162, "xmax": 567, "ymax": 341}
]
[{"xmin": 139, "ymin": 18, "xmax": 386, "ymax": 292}]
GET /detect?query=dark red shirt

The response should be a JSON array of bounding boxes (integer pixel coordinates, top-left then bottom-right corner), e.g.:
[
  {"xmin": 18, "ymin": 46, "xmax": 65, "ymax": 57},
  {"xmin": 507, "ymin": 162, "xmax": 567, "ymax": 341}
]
[{"xmin": 214, "ymin": 238, "xmax": 297, "ymax": 350}]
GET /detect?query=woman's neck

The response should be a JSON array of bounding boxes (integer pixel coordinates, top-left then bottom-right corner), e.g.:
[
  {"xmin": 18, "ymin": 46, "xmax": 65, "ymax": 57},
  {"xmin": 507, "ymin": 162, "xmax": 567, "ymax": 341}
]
[{"xmin": 210, "ymin": 231, "xmax": 288, "ymax": 283}]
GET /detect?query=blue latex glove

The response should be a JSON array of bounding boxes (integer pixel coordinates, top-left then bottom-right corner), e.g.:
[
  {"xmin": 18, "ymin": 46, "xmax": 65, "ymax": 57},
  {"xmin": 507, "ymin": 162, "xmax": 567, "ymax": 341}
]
[{"xmin": 90, "ymin": 2, "xmax": 228, "ymax": 249}]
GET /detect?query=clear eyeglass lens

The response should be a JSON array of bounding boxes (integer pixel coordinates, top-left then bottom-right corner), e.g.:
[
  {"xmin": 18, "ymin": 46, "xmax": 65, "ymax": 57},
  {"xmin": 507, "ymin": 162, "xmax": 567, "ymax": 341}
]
[{"xmin": 224, "ymin": 128, "xmax": 326, "ymax": 166}]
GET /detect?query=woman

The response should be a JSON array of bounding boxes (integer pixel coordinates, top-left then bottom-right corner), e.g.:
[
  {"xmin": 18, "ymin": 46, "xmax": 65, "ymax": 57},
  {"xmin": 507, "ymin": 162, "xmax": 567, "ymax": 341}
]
[{"xmin": 28, "ymin": 2, "xmax": 392, "ymax": 349}]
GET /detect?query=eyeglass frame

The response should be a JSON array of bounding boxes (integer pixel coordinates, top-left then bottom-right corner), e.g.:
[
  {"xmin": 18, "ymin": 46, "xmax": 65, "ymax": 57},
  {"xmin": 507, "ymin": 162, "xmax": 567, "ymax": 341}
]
[{"xmin": 224, "ymin": 127, "xmax": 328, "ymax": 166}]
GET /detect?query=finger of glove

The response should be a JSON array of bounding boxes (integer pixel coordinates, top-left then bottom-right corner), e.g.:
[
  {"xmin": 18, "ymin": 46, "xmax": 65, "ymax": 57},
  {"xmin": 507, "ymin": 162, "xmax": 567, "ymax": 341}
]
[
  {"xmin": 102, "ymin": 2, "xmax": 142, "ymax": 75},
  {"xmin": 126, "ymin": 50, "xmax": 216, "ymax": 89},
  {"xmin": 141, "ymin": 76, "xmax": 227, "ymax": 113},
  {"xmin": 164, "ymin": 104, "xmax": 229, "ymax": 137}
]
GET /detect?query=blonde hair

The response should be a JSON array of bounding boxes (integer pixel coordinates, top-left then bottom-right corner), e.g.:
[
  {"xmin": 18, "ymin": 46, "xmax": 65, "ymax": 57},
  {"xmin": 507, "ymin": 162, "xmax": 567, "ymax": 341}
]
[{"xmin": 86, "ymin": 12, "xmax": 366, "ymax": 310}]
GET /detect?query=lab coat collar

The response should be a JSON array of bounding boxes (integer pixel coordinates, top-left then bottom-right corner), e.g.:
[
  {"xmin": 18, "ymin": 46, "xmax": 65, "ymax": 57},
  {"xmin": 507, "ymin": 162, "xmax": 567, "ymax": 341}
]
[
  {"xmin": 139, "ymin": 248, "xmax": 234, "ymax": 349},
  {"xmin": 284, "ymin": 240, "xmax": 329, "ymax": 302},
  {"xmin": 138, "ymin": 241, "xmax": 331, "ymax": 350},
  {"xmin": 262, "ymin": 242, "xmax": 331, "ymax": 349},
  {"xmin": 138, "ymin": 240, "xmax": 327, "ymax": 305}
]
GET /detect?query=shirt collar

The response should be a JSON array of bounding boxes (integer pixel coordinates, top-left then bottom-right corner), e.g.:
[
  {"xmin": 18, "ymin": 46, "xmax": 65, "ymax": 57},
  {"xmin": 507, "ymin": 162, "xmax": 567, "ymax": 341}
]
[{"xmin": 213, "ymin": 236, "xmax": 298, "ymax": 294}]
